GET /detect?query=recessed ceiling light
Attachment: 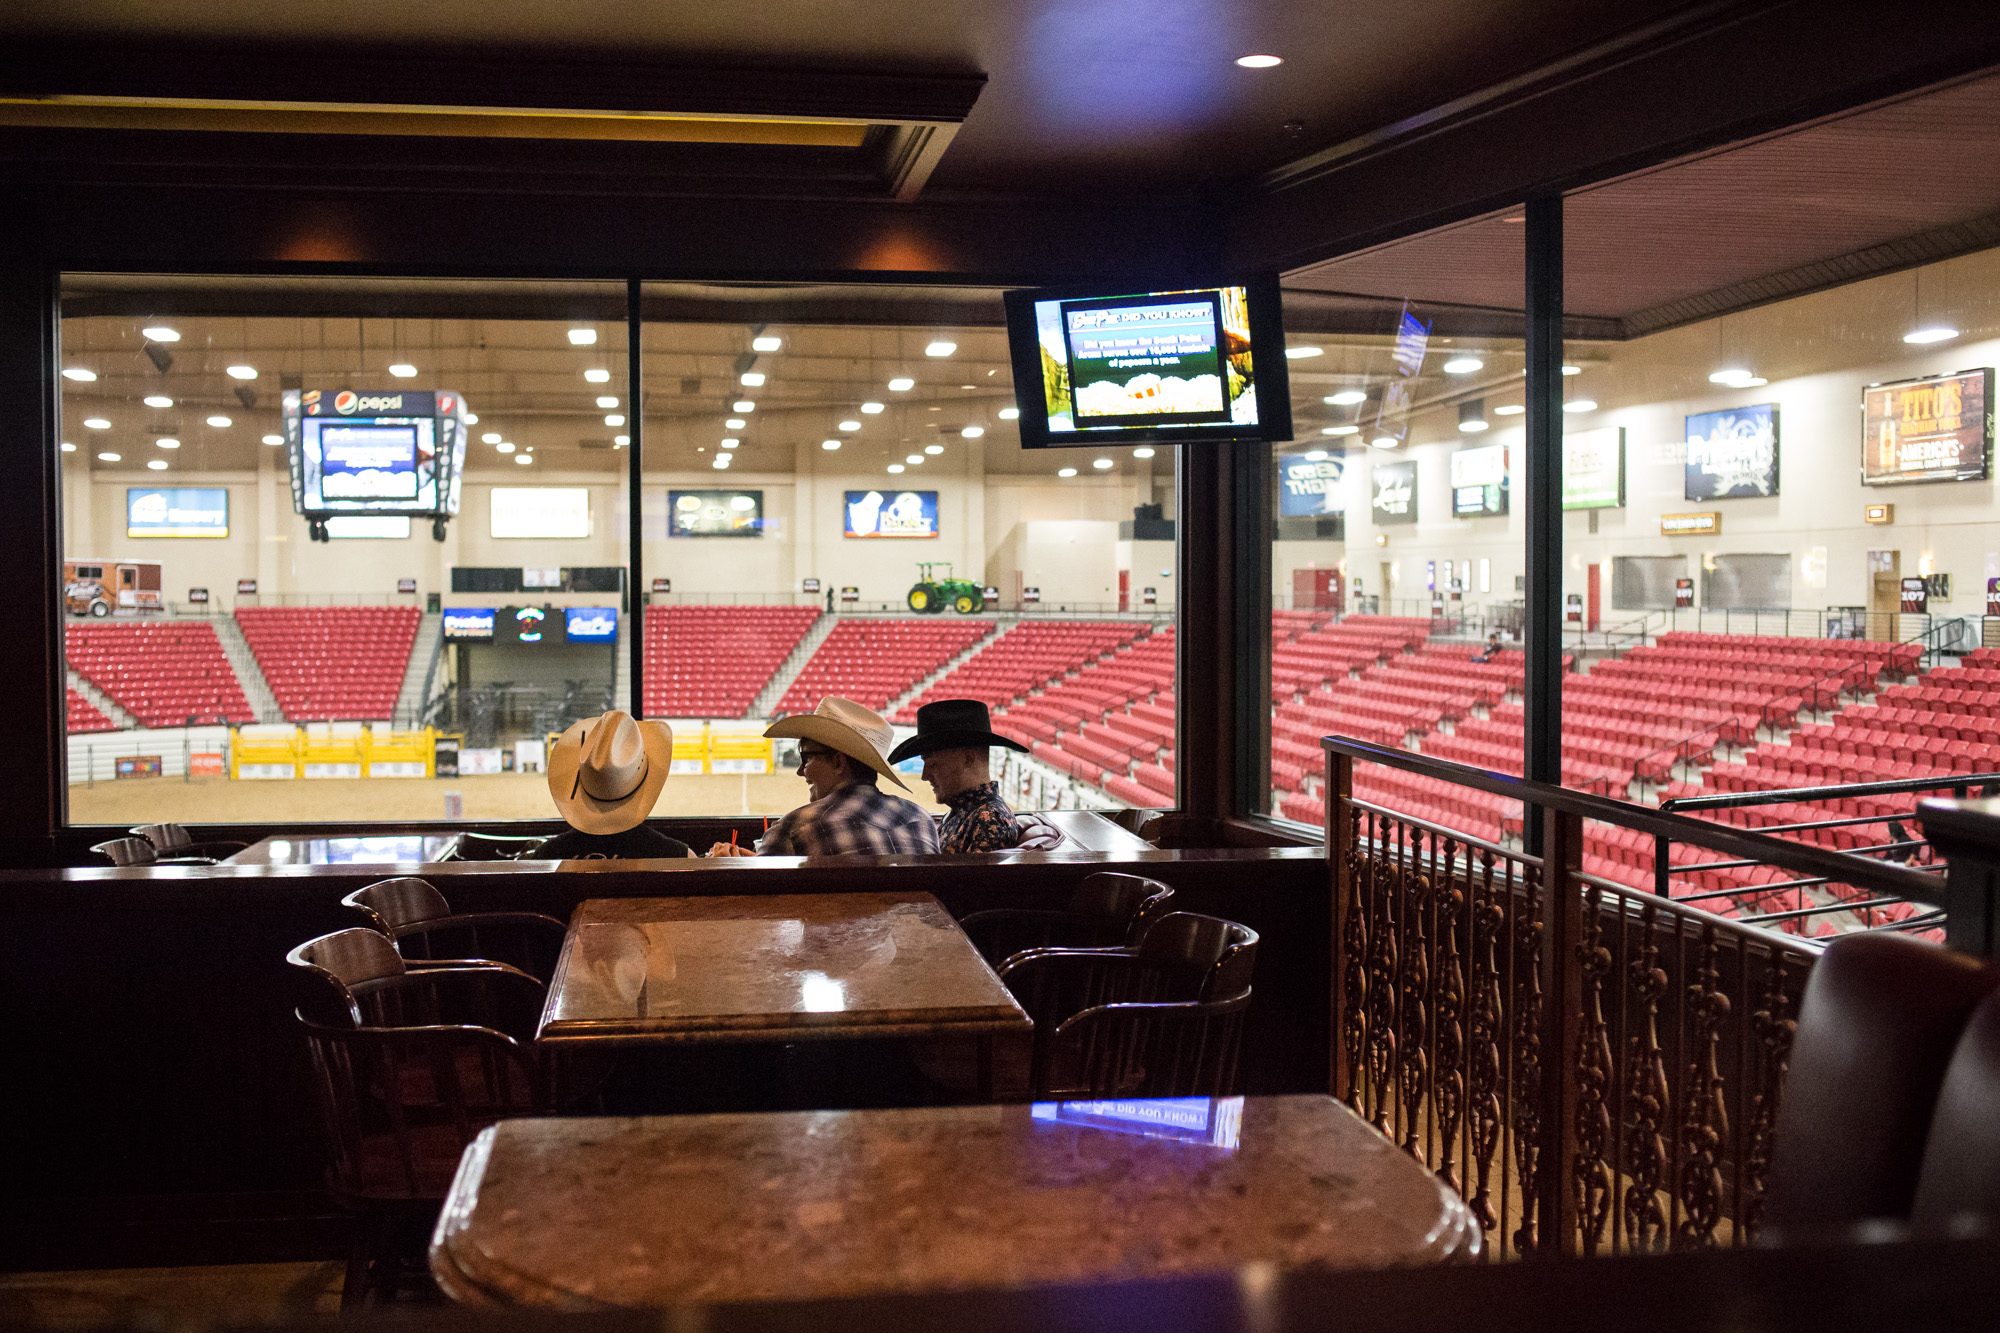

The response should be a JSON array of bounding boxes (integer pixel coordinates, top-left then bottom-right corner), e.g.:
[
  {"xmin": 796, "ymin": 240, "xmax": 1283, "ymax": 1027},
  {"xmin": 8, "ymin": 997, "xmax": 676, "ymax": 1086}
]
[
  {"xmin": 725, "ymin": 418, "xmax": 747, "ymax": 430},
  {"xmin": 614, "ymin": 435, "xmax": 629, "ymax": 446},
  {"xmin": 496, "ymin": 442, "xmax": 516, "ymax": 453},
  {"xmin": 1236, "ymin": 54, "xmax": 1283, "ymax": 68},
  {"xmin": 144, "ymin": 395, "xmax": 173, "ymax": 408},
  {"xmin": 226, "ymin": 365, "xmax": 257, "ymax": 380},
  {"xmin": 206, "ymin": 415, "xmax": 231, "ymax": 428},
  {"xmin": 1905, "ymin": 326, "xmax": 1960, "ymax": 345},
  {"xmin": 713, "ymin": 455, "xmax": 732, "ymax": 468},
  {"xmin": 925, "ymin": 444, "xmax": 944, "ymax": 455},
  {"xmin": 482, "ymin": 432, "xmax": 502, "ymax": 443},
  {"xmin": 1322, "ymin": 425, "xmax": 1360, "ymax": 436},
  {"xmin": 888, "ymin": 377, "xmax": 915, "ymax": 391},
  {"xmin": 62, "ymin": 367, "xmax": 97, "ymax": 381},
  {"xmin": 734, "ymin": 400, "xmax": 756, "ymax": 413},
  {"xmin": 464, "ymin": 413, "xmax": 478, "ymax": 425},
  {"xmin": 1442, "ymin": 357, "xmax": 1483, "ymax": 374},
  {"xmin": 388, "ymin": 363, "xmax": 418, "ymax": 378},
  {"xmin": 584, "ymin": 368, "xmax": 611, "ymax": 383},
  {"xmin": 84, "ymin": 417, "xmax": 110, "ymax": 429},
  {"xmin": 1561, "ymin": 365, "xmax": 1582, "ymax": 376},
  {"xmin": 1493, "ymin": 404, "xmax": 1525, "ymax": 416},
  {"xmin": 860, "ymin": 402, "xmax": 885, "ymax": 414},
  {"xmin": 147, "ymin": 459, "xmax": 168, "ymax": 470},
  {"xmin": 141, "ymin": 326, "xmax": 179, "ymax": 342},
  {"xmin": 155, "ymin": 437, "xmax": 180, "ymax": 449},
  {"xmin": 961, "ymin": 425, "xmax": 985, "ymax": 438},
  {"xmin": 998, "ymin": 407, "xmax": 1020, "ymax": 420},
  {"xmin": 1305, "ymin": 450, "xmax": 1328, "ymax": 461},
  {"xmin": 822, "ymin": 439, "xmax": 841, "ymax": 451},
  {"xmin": 596, "ymin": 396, "xmax": 619, "ymax": 409},
  {"xmin": 1326, "ymin": 390, "xmax": 1368, "ymax": 405},
  {"xmin": 1563, "ymin": 399, "xmax": 1598, "ymax": 413},
  {"xmin": 1369, "ymin": 436, "xmax": 1398, "ymax": 449},
  {"xmin": 97, "ymin": 452, "xmax": 120, "ymax": 462},
  {"xmin": 925, "ymin": 341, "xmax": 956, "ymax": 357},
  {"xmin": 740, "ymin": 372, "xmax": 766, "ymax": 387},
  {"xmin": 751, "ymin": 335, "xmax": 782, "ymax": 352},
  {"xmin": 568, "ymin": 329, "xmax": 597, "ymax": 345},
  {"xmin": 839, "ymin": 420, "xmax": 861, "ymax": 432},
  {"xmin": 263, "ymin": 434, "xmax": 284, "ymax": 445},
  {"xmin": 720, "ymin": 438, "xmax": 739, "ymax": 449},
  {"xmin": 516, "ymin": 454, "xmax": 534, "ymax": 464},
  {"xmin": 1708, "ymin": 368, "xmax": 1756, "ymax": 386},
  {"xmin": 1093, "ymin": 458, "xmax": 1114, "ymax": 469},
  {"xmin": 1284, "ymin": 346, "xmax": 1323, "ymax": 360},
  {"xmin": 906, "ymin": 454, "xmax": 924, "ymax": 464},
  {"xmin": 888, "ymin": 463, "xmax": 906, "ymax": 474},
  {"xmin": 1132, "ymin": 447, "xmax": 1155, "ymax": 459},
  {"xmin": 60, "ymin": 442, "xmax": 75, "ymax": 452},
  {"xmin": 1459, "ymin": 419, "xmax": 1491, "ymax": 433},
  {"xmin": 1058, "ymin": 467, "xmax": 1078, "ymax": 477},
  {"xmin": 605, "ymin": 414, "xmax": 625, "ymax": 426}
]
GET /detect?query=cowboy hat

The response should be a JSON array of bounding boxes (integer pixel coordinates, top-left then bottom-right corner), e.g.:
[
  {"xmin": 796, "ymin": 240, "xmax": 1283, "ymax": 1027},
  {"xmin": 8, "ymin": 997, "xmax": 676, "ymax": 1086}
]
[
  {"xmin": 765, "ymin": 696, "xmax": 909, "ymax": 790},
  {"xmin": 886, "ymin": 698, "xmax": 1030, "ymax": 764},
  {"xmin": 547, "ymin": 711, "xmax": 675, "ymax": 834}
]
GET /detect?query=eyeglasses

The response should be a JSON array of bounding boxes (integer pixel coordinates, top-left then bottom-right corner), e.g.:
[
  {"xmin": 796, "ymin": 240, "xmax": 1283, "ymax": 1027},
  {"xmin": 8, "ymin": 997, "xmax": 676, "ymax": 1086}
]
[{"xmin": 796, "ymin": 744, "xmax": 837, "ymax": 768}]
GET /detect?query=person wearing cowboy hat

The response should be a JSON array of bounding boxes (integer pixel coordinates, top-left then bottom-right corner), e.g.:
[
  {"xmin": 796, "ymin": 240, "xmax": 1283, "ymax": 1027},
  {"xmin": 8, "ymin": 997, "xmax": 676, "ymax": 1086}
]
[
  {"xmin": 533, "ymin": 711, "xmax": 692, "ymax": 860},
  {"xmin": 706, "ymin": 696, "xmax": 938, "ymax": 858},
  {"xmin": 886, "ymin": 699, "xmax": 1034, "ymax": 853}
]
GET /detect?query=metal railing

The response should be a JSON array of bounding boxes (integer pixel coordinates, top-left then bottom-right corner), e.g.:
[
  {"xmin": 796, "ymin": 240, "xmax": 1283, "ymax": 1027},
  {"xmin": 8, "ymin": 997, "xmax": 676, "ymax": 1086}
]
[{"xmin": 1324, "ymin": 735, "xmax": 1947, "ymax": 1260}]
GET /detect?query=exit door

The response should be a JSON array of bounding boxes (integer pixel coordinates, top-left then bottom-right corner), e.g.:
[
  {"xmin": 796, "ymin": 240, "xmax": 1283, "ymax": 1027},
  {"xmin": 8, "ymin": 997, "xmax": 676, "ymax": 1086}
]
[
  {"xmin": 1117, "ymin": 570, "xmax": 1130, "ymax": 612},
  {"xmin": 1587, "ymin": 563, "xmax": 1601, "ymax": 631}
]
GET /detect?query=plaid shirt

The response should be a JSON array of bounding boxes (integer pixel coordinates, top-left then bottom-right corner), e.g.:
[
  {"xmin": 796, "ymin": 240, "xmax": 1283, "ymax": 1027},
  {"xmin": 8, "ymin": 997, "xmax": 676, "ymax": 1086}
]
[
  {"xmin": 939, "ymin": 781, "xmax": 1021, "ymax": 853},
  {"xmin": 757, "ymin": 779, "xmax": 940, "ymax": 857}
]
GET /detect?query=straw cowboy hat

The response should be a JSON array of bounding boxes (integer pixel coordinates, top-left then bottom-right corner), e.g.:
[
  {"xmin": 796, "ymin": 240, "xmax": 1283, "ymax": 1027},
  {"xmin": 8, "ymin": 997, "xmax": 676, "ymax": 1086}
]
[
  {"xmin": 887, "ymin": 698, "xmax": 1030, "ymax": 763},
  {"xmin": 547, "ymin": 711, "xmax": 675, "ymax": 834},
  {"xmin": 765, "ymin": 696, "xmax": 909, "ymax": 790}
]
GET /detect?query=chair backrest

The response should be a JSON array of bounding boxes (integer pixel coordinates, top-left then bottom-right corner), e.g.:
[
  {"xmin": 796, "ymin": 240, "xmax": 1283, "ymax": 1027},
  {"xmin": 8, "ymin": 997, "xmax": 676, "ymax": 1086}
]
[
  {"xmin": 131, "ymin": 823, "xmax": 192, "ymax": 850},
  {"xmin": 1764, "ymin": 933, "xmax": 2000, "ymax": 1236},
  {"xmin": 342, "ymin": 877, "xmax": 451, "ymax": 932},
  {"xmin": 288, "ymin": 927, "xmax": 407, "ymax": 989},
  {"xmin": 446, "ymin": 832, "xmax": 549, "ymax": 862},
  {"xmin": 1133, "ymin": 912, "xmax": 1259, "ymax": 1001},
  {"xmin": 1067, "ymin": 872, "xmax": 1174, "ymax": 942},
  {"xmin": 90, "ymin": 837, "xmax": 157, "ymax": 867},
  {"xmin": 1910, "ymin": 988, "xmax": 2000, "ymax": 1231}
]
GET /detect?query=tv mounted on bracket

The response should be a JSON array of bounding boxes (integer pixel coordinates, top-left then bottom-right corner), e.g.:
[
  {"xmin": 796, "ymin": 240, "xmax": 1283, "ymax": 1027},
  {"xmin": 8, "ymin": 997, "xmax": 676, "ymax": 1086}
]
[{"xmin": 1003, "ymin": 277, "xmax": 1293, "ymax": 449}]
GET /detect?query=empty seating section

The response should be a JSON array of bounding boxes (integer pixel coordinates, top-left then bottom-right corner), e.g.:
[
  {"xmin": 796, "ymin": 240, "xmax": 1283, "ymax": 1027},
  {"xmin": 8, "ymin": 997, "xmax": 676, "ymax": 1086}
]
[
  {"xmin": 65, "ymin": 621, "xmax": 255, "ymax": 727},
  {"xmin": 66, "ymin": 688, "xmax": 114, "ymax": 733},
  {"xmin": 1002, "ymin": 628, "xmax": 1176, "ymax": 803},
  {"xmin": 644, "ymin": 606, "xmax": 819, "ymax": 718},
  {"xmin": 235, "ymin": 606, "xmax": 421, "ymax": 722},
  {"xmin": 777, "ymin": 618, "xmax": 993, "ymax": 714},
  {"xmin": 894, "ymin": 620, "xmax": 1145, "ymax": 723}
]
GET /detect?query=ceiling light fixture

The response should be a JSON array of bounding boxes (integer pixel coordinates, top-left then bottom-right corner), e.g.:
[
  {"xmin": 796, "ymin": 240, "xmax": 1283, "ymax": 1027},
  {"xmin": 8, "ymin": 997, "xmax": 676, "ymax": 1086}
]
[
  {"xmin": 142, "ymin": 326, "xmax": 180, "ymax": 342},
  {"xmin": 1326, "ymin": 390, "xmax": 1368, "ymax": 405},
  {"xmin": 97, "ymin": 452, "xmax": 120, "ymax": 462},
  {"xmin": 1284, "ymin": 346, "xmax": 1323, "ymax": 360},
  {"xmin": 147, "ymin": 459, "xmax": 168, "ymax": 471},
  {"xmin": 155, "ymin": 437, "xmax": 180, "ymax": 449},
  {"xmin": 145, "ymin": 395, "xmax": 173, "ymax": 408},
  {"xmin": 1493, "ymin": 404, "xmax": 1525, "ymax": 416},
  {"xmin": 60, "ymin": 442, "xmax": 75, "ymax": 452},
  {"xmin": 226, "ymin": 365, "xmax": 257, "ymax": 380},
  {"xmin": 725, "ymin": 418, "xmax": 747, "ymax": 429},
  {"xmin": 1708, "ymin": 368, "xmax": 1757, "ymax": 386},
  {"xmin": 906, "ymin": 454, "xmax": 924, "ymax": 464},
  {"xmin": 740, "ymin": 371, "xmax": 766, "ymax": 387},
  {"xmin": 464, "ymin": 414, "xmax": 478, "ymax": 425},
  {"xmin": 822, "ymin": 439, "xmax": 841, "ymax": 451},
  {"xmin": 604, "ymin": 414, "xmax": 625, "ymax": 426},
  {"xmin": 720, "ymin": 438, "xmax": 739, "ymax": 449},
  {"xmin": 263, "ymin": 434, "xmax": 284, "ymax": 445},
  {"xmin": 924, "ymin": 341, "xmax": 956, "ymax": 357},
  {"xmin": 1323, "ymin": 425, "xmax": 1359, "ymax": 436},
  {"xmin": 568, "ymin": 329, "xmax": 597, "ymax": 345},
  {"xmin": 998, "ymin": 406, "xmax": 1020, "ymax": 420},
  {"xmin": 961, "ymin": 425, "xmax": 985, "ymax": 438},
  {"xmin": 751, "ymin": 335, "xmax": 783, "ymax": 352},
  {"xmin": 888, "ymin": 377, "xmax": 915, "ymax": 391},
  {"xmin": 733, "ymin": 400, "xmax": 756, "ymax": 413},
  {"xmin": 1458, "ymin": 399, "xmax": 1489, "ymax": 433},
  {"xmin": 483, "ymin": 432, "xmax": 503, "ymax": 444},
  {"xmin": 84, "ymin": 417, "xmax": 110, "ymax": 429},
  {"xmin": 496, "ymin": 442, "xmax": 516, "ymax": 453},
  {"xmin": 1369, "ymin": 436, "xmax": 1398, "ymax": 449},
  {"xmin": 888, "ymin": 463, "xmax": 906, "ymax": 474},
  {"xmin": 1236, "ymin": 54, "xmax": 1283, "ymax": 68},
  {"xmin": 1563, "ymin": 399, "xmax": 1598, "ymax": 413},
  {"xmin": 860, "ymin": 402, "xmax": 885, "ymax": 414},
  {"xmin": 388, "ymin": 363, "xmax": 418, "ymax": 378},
  {"xmin": 1133, "ymin": 447, "xmax": 1155, "ymax": 459},
  {"xmin": 1561, "ymin": 365, "xmax": 1582, "ymax": 376},
  {"xmin": 62, "ymin": 367, "xmax": 96, "ymax": 381},
  {"xmin": 1459, "ymin": 418, "xmax": 1490, "ymax": 433},
  {"xmin": 1904, "ymin": 326, "xmax": 1960, "ymax": 345},
  {"xmin": 596, "ymin": 396, "xmax": 619, "ymax": 409},
  {"xmin": 1305, "ymin": 450, "xmax": 1328, "ymax": 461},
  {"xmin": 614, "ymin": 435, "xmax": 629, "ymax": 446},
  {"xmin": 925, "ymin": 444, "xmax": 944, "ymax": 455},
  {"xmin": 1093, "ymin": 458, "xmax": 1114, "ymax": 469},
  {"xmin": 206, "ymin": 415, "xmax": 231, "ymax": 428},
  {"xmin": 839, "ymin": 420, "xmax": 861, "ymax": 432},
  {"xmin": 516, "ymin": 454, "xmax": 534, "ymax": 464},
  {"xmin": 1442, "ymin": 357, "xmax": 1483, "ymax": 375},
  {"xmin": 1058, "ymin": 467, "xmax": 1078, "ymax": 477},
  {"xmin": 584, "ymin": 368, "xmax": 611, "ymax": 383}
]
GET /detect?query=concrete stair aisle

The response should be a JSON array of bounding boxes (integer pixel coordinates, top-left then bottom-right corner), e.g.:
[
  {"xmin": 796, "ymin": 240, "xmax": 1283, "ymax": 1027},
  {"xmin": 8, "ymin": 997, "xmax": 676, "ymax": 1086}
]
[
  {"xmin": 885, "ymin": 615, "xmax": 1015, "ymax": 721},
  {"xmin": 392, "ymin": 610, "xmax": 443, "ymax": 729},
  {"xmin": 205, "ymin": 612, "xmax": 287, "ymax": 725},
  {"xmin": 748, "ymin": 612, "xmax": 839, "ymax": 718},
  {"xmin": 66, "ymin": 667, "xmax": 138, "ymax": 730}
]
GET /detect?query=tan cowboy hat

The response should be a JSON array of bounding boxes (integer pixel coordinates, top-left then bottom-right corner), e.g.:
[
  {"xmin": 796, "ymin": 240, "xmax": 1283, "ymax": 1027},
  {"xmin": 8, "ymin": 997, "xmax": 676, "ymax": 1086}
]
[
  {"xmin": 765, "ymin": 696, "xmax": 909, "ymax": 790},
  {"xmin": 547, "ymin": 711, "xmax": 675, "ymax": 834}
]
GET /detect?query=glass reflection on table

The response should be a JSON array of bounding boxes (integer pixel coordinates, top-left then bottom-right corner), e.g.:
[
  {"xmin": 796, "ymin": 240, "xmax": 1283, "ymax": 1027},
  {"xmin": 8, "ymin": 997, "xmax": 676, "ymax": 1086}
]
[
  {"xmin": 1030, "ymin": 1096, "xmax": 1244, "ymax": 1149},
  {"xmin": 315, "ymin": 836, "xmax": 436, "ymax": 864}
]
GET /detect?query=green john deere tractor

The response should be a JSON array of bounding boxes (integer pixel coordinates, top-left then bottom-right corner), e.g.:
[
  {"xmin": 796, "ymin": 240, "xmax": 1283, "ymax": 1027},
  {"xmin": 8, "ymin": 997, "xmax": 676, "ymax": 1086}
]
[{"xmin": 907, "ymin": 562, "xmax": 985, "ymax": 614}]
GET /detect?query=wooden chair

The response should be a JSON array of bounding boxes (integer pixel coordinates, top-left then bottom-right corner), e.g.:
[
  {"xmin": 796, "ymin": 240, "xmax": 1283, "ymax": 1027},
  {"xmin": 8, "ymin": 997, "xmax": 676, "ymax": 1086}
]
[
  {"xmin": 1762, "ymin": 933, "xmax": 2000, "ymax": 1241},
  {"xmin": 340, "ymin": 877, "xmax": 567, "ymax": 984},
  {"xmin": 130, "ymin": 822, "xmax": 249, "ymax": 860},
  {"xmin": 440, "ymin": 831, "xmax": 549, "ymax": 862},
  {"xmin": 286, "ymin": 927, "xmax": 545, "ymax": 1041},
  {"xmin": 1910, "ymin": 986, "xmax": 2000, "ymax": 1233},
  {"xmin": 999, "ymin": 911, "xmax": 1258, "ymax": 1098},
  {"xmin": 959, "ymin": 872, "xmax": 1175, "ymax": 969}
]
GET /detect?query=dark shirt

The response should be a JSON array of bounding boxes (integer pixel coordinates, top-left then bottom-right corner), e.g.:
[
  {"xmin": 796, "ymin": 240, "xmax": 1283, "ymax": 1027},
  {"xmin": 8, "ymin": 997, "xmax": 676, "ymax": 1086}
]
[
  {"xmin": 939, "ymin": 781, "xmax": 1021, "ymax": 853},
  {"xmin": 534, "ymin": 824, "xmax": 692, "ymax": 861},
  {"xmin": 757, "ymin": 780, "xmax": 940, "ymax": 857}
]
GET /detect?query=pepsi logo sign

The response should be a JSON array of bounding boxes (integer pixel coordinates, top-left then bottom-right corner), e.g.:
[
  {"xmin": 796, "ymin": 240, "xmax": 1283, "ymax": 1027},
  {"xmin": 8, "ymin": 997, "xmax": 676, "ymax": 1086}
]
[{"xmin": 333, "ymin": 390, "xmax": 357, "ymax": 414}]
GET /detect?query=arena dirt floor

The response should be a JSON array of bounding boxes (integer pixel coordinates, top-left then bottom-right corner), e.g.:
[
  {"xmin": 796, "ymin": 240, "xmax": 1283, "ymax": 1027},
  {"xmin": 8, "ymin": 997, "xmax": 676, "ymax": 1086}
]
[{"xmin": 69, "ymin": 772, "xmax": 948, "ymax": 827}]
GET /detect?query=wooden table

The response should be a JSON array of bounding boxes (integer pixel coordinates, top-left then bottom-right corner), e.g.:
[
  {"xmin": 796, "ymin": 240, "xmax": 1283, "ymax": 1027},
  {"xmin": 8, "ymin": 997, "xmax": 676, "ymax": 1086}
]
[{"xmin": 430, "ymin": 1095, "xmax": 1480, "ymax": 1308}]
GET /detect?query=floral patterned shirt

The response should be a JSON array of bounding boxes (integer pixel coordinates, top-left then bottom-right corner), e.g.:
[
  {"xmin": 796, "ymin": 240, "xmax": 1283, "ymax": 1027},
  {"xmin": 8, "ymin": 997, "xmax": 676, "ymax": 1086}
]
[{"xmin": 939, "ymin": 781, "xmax": 1021, "ymax": 853}]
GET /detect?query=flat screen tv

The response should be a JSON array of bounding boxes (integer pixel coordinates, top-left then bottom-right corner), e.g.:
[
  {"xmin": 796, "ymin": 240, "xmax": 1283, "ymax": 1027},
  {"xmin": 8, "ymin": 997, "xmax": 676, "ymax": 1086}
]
[{"xmin": 1003, "ymin": 277, "xmax": 1292, "ymax": 448}]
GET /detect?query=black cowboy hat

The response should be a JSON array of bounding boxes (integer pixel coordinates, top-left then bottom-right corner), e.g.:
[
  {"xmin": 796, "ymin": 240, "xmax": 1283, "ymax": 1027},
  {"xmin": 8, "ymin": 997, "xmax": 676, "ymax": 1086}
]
[{"xmin": 887, "ymin": 698, "xmax": 1031, "ymax": 763}]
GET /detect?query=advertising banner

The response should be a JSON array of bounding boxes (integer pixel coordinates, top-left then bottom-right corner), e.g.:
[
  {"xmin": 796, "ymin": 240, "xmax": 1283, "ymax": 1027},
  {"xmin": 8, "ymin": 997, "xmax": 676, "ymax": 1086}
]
[
  {"xmin": 127, "ymin": 487, "xmax": 228, "ymax": 538},
  {"xmin": 1563, "ymin": 426, "xmax": 1626, "ymax": 509},
  {"xmin": 1862, "ymin": 368, "xmax": 1993, "ymax": 485},
  {"xmin": 490, "ymin": 488, "xmax": 590, "ymax": 539},
  {"xmin": 844, "ymin": 490, "xmax": 939, "ymax": 538},
  {"xmin": 668, "ymin": 490, "xmax": 764, "ymax": 536},
  {"xmin": 1449, "ymin": 443, "xmax": 1509, "ymax": 516},
  {"xmin": 1901, "ymin": 577, "xmax": 1929, "ymax": 614},
  {"xmin": 442, "ymin": 607, "xmax": 495, "ymax": 641},
  {"xmin": 1370, "ymin": 461, "xmax": 1418, "ymax": 525},
  {"xmin": 563, "ymin": 606, "xmax": 618, "ymax": 644},
  {"xmin": 1278, "ymin": 453, "xmax": 1345, "ymax": 516},
  {"xmin": 1685, "ymin": 404, "xmax": 1779, "ymax": 499},
  {"xmin": 499, "ymin": 605, "xmax": 554, "ymax": 645}
]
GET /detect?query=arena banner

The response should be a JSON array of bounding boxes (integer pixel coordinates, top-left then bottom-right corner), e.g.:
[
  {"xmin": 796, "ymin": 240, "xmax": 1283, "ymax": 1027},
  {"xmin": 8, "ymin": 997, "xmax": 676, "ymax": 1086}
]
[
  {"xmin": 1370, "ymin": 460, "xmax": 1418, "ymax": 525},
  {"xmin": 844, "ymin": 490, "xmax": 938, "ymax": 538},
  {"xmin": 490, "ymin": 487, "xmax": 590, "ymax": 539},
  {"xmin": 668, "ymin": 489, "xmax": 764, "ymax": 536},
  {"xmin": 127, "ymin": 486, "xmax": 228, "ymax": 538},
  {"xmin": 1448, "ymin": 442, "xmax": 1509, "ymax": 516},
  {"xmin": 1862, "ymin": 368, "xmax": 1993, "ymax": 485},
  {"xmin": 1278, "ymin": 453, "xmax": 1345, "ymax": 516},
  {"xmin": 1685, "ymin": 403, "xmax": 1779, "ymax": 499},
  {"xmin": 1563, "ymin": 426, "xmax": 1625, "ymax": 509}
]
